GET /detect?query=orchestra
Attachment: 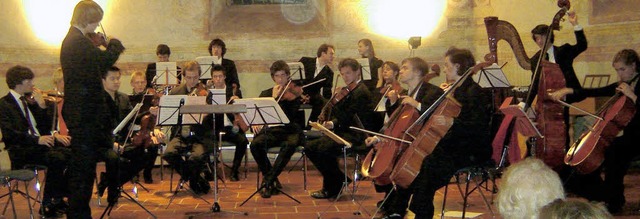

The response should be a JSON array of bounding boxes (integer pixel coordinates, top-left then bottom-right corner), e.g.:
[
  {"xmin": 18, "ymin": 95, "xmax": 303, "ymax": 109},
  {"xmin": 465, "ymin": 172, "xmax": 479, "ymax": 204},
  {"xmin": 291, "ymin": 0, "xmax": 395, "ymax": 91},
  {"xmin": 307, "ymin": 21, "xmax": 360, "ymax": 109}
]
[{"xmin": 4, "ymin": 0, "xmax": 640, "ymax": 217}]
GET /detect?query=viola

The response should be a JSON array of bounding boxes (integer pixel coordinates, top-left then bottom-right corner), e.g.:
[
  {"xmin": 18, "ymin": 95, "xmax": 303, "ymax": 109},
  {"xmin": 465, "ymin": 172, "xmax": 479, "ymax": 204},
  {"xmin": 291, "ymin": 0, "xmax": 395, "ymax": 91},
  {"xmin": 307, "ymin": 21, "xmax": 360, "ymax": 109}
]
[
  {"xmin": 565, "ymin": 78, "xmax": 638, "ymax": 174},
  {"xmin": 317, "ymin": 81, "xmax": 359, "ymax": 124},
  {"xmin": 190, "ymin": 83, "xmax": 209, "ymax": 96},
  {"xmin": 276, "ymin": 80, "xmax": 307, "ymax": 103},
  {"xmin": 86, "ymin": 32, "xmax": 107, "ymax": 48},
  {"xmin": 132, "ymin": 89, "xmax": 160, "ymax": 148},
  {"xmin": 231, "ymin": 84, "xmax": 249, "ymax": 132}
]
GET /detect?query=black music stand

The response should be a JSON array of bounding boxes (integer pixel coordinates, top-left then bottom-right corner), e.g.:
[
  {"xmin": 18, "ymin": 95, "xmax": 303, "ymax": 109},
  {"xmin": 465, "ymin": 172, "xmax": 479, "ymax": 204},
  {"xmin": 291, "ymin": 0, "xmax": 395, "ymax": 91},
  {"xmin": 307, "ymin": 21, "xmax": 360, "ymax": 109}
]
[
  {"xmin": 308, "ymin": 122, "xmax": 364, "ymax": 218},
  {"xmin": 195, "ymin": 56, "xmax": 221, "ymax": 80},
  {"xmin": 101, "ymin": 103, "xmax": 157, "ymax": 219},
  {"xmin": 180, "ymin": 104, "xmax": 249, "ymax": 218},
  {"xmin": 235, "ymin": 98, "xmax": 301, "ymax": 206}
]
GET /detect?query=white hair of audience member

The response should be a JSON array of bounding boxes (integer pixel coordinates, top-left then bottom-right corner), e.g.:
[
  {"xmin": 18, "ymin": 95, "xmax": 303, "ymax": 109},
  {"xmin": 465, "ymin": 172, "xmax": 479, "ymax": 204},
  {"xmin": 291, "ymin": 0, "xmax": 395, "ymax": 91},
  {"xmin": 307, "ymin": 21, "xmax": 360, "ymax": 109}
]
[
  {"xmin": 497, "ymin": 158, "xmax": 565, "ymax": 219},
  {"xmin": 538, "ymin": 198, "xmax": 613, "ymax": 219}
]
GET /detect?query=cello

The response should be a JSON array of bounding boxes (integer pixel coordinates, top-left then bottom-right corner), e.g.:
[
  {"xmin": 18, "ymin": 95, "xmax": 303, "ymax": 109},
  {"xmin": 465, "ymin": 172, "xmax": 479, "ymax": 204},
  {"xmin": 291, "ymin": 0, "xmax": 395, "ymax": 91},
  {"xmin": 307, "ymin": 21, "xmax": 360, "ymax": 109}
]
[
  {"xmin": 390, "ymin": 62, "xmax": 490, "ymax": 188},
  {"xmin": 361, "ymin": 66, "xmax": 441, "ymax": 185},
  {"xmin": 565, "ymin": 75, "xmax": 639, "ymax": 174}
]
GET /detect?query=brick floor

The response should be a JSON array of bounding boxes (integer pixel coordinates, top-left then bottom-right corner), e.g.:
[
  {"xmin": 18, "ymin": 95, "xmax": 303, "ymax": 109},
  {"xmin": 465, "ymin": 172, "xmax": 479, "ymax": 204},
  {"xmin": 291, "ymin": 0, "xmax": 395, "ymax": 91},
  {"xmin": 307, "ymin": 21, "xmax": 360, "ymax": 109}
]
[{"xmin": 1, "ymin": 161, "xmax": 639, "ymax": 218}]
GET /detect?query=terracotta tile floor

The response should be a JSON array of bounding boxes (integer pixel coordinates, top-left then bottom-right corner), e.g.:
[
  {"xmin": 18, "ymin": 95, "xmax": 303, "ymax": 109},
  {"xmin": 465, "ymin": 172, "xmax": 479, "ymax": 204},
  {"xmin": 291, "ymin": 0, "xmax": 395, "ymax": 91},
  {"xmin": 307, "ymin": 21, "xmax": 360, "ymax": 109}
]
[{"xmin": 1, "ymin": 160, "xmax": 639, "ymax": 219}]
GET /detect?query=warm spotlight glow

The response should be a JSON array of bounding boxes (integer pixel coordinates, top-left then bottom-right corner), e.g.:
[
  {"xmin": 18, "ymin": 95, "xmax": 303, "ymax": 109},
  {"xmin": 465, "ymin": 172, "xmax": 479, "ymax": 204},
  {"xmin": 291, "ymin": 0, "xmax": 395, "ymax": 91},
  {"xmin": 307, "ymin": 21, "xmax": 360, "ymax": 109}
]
[
  {"xmin": 23, "ymin": 0, "xmax": 108, "ymax": 46},
  {"xmin": 366, "ymin": 0, "xmax": 447, "ymax": 39}
]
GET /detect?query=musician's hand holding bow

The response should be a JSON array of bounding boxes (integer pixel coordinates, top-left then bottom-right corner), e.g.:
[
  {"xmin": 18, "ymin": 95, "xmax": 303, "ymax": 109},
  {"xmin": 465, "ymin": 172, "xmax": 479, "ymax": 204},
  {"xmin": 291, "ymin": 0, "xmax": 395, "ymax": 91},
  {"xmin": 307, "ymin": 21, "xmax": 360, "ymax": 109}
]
[
  {"xmin": 322, "ymin": 121, "xmax": 334, "ymax": 130},
  {"xmin": 549, "ymin": 87, "xmax": 574, "ymax": 102},
  {"xmin": 617, "ymin": 83, "xmax": 637, "ymax": 103},
  {"xmin": 365, "ymin": 136, "xmax": 381, "ymax": 147}
]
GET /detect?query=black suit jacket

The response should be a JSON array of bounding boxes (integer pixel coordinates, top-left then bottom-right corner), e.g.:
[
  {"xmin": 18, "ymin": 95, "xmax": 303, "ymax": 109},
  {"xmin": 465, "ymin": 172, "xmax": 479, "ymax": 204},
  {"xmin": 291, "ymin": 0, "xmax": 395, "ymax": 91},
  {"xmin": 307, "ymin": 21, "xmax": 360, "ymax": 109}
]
[
  {"xmin": 363, "ymin": 56, "xmax": 383, "ymax": 91},
  {"xmin": 328, "ymin": 82, "xmax": 374, "ymax": 152},
  {"xmin": 0, "ymin": 94, "xmax": 50, "ymax": 150},
  {"xmin": 299, "ymin": 57, "xmax": 334, "ymax": 99},
  {"xmin": 529, "ymin": 30, "xmax": 587, "ymax": 105},
  {"xmin": 60, "ymin": 27, "xmax": 124, "ymax": 137}
]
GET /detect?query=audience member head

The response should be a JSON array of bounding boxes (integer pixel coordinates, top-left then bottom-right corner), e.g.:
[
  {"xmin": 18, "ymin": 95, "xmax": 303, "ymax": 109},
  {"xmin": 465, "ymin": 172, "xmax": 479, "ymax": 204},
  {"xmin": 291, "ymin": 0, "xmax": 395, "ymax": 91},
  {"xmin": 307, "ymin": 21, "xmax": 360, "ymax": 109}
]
[
  {"xmin": 497, "ymin": 158, "xmax": 565, "ymax": 219},
  {"xmin": 538, "ymin": 199, "xmax": 612, "ymax": 219}
]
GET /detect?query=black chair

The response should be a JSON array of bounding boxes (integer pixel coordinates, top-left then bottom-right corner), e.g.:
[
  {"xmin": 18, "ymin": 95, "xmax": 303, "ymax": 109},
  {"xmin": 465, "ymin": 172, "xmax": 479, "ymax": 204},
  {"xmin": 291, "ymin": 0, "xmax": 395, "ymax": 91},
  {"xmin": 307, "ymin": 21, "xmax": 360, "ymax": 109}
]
[
  {"xmin": 440, "ymin": 163, "xmax": 498, "ymax": 219},
  {"xmin": 0, "ymin": 169, "xmax": 37, "ymax": 219}
]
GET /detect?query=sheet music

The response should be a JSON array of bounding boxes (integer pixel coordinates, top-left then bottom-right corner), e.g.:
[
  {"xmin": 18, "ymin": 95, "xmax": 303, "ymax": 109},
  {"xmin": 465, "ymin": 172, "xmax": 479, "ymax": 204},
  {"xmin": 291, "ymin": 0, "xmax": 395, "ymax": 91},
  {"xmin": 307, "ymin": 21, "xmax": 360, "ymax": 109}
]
[
  {"xmin": 233, "ymin": 97, "xmax": 290, "ymax": 125},
  {"xmin": 154, "ymin": 62, "xmax": 179, "ymax": 85},
  {"xmin": 356, "ymin": 58, "xmax": 372, "ymax": 80},
  {"xmin": 158, "ymin": 95, "xmax": 207, "ymax": 125},
  {"xmin": 209, "ymin": 89, "xmax": 226, "ymax": 105},
  {"xmin": 473, "ymin": 63, "xmax": 510, "ymax": 88},
  {"xmin": 196, "ymin": 56, "xmax": 221, "ymax": 80},
  {"xmin": 287, "ymin": 62, "xmax": 305, "ymax": 81}
]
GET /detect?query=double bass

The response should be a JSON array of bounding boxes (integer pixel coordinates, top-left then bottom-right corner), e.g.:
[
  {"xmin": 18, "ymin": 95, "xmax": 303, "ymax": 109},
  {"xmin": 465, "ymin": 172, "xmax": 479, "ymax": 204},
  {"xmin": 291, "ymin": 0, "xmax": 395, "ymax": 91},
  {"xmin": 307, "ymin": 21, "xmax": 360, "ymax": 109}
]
[
  {"xmin": 565, "ymin": 75, "xmax": 639, "ymax": 174},
  {"xmin": 361, "ymin": 66, "xmax": 441, "ymax": 185}
]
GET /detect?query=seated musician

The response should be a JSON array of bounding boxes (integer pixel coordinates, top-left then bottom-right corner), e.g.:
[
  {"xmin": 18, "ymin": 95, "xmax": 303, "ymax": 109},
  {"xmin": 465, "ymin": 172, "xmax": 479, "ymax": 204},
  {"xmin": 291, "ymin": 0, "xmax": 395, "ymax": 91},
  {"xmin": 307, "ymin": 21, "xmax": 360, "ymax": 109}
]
[
  {"xmin": 250, "ymin": 60, "xmax": 305, "ymax": 198},
  {"xmin": 161, "ymin": 61, "xmax": 212, "ymax": 194},
  {"xmin": 97, "ymin": 67, "xmax": 164, "ymax": 203},
  {"xmin": 205, "ymin": 64, "xmax": 249, "ymax": 181},
  {"xmin": 386, "ymin": 48, "xmax": 492, "ymax": 219},
  {"xmin": 305, "ymin": 58, "xmax": 374, "ymax": 199},
  {"xmin": 364, "ymin": 58, "xmax": 442, "ymax": 216},
  {"xmin": 0, "ymin": 65, "xmax": 71, "ymax": 217},
  {"xmin": 299, "ymin": 44, "xmax": 335, "ymax": 127},
  {"xmin": 549, "ymin": 49, "xmax": 640, "ymax": 213},
  {"xmin": 130, "ymin": 70, "xmax": 163, "ymax": 183},
  {"xmin": 370, "ymin": 61, "xmax": 406, "ymax": 132}
]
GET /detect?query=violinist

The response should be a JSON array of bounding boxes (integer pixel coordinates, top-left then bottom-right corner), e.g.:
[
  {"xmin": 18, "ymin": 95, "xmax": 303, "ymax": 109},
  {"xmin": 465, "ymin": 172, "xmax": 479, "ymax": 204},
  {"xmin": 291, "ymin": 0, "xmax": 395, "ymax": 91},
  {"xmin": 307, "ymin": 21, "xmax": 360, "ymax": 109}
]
[
  {"xmin": 205, "ymin": 64, "xmax": 249, "ymax": 181},
  {"xmin": 387, "ymin": 48, "xmax": 492, "ymax": 219},
  {"xmin": 305, "ymin": 58, "xmax": 374, "ymax": 199},
  {"xmin": 129, "ymin": 70, "xmax": 162, "ymax": 184},
  {"xmin": 365, "ymin": 58, "xmax": 443, "ymax": 217},
  {"xmin": 59, "ymin": 1, "xmax": 125, "ymax": 217},
  {"xmin": 162, "ymin": 61, "xmax": 212, "ymax": 194},
  {"xmin": 250, "ymin": 60, "xmax": 305, "ymax": 198},
  {"xmin": 370, "ymin": 61, "xmax": 406, "ymax": 131},
  {"xmin": 299, "ymin": 44, "xmax": 335, "ymax": 127},
  {"xmin": 0, "ymin": 66, "xmax": 71, "ymax": 217},
  {"xmin": 549, "ymin": 49, "xmax": 640, "ymax": 213},
  {"xmin": 357, "ymin": 39, "xmax": 384, "ymax": 92}
]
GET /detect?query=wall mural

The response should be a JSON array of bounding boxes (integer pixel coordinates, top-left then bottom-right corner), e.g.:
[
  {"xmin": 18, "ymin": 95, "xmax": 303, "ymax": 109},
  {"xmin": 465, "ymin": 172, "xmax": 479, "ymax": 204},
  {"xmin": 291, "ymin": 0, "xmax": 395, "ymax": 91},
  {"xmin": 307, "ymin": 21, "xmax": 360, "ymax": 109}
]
[{"xmin": 590, "ymin": 0, "xmax": 640, "ymax": 24}]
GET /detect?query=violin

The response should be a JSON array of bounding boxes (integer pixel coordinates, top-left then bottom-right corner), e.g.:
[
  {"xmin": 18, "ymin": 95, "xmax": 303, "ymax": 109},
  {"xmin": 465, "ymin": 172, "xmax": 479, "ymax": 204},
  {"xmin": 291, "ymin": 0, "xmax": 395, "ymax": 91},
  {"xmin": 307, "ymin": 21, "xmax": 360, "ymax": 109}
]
[
  {"xmin": 276, "ymin": 80, "xmax": 306, "ymax": 102},
  {"xmin": 190, "ymin": 83, "xmax": 209, "ymax": 96},
  {"xmin": 231, "ymin": 84, "xmax": 249, "ymax": 132},
  {"xmin": 132, "ymin": 89, "xmax": 161, "ymax": 148},
  {"xmin": 86, "ymin": 32, "xmax": 107, "ymax": 48},
  {"xmin": 317, "ymin": 81, "xmax": 359, "ymax": 124}
]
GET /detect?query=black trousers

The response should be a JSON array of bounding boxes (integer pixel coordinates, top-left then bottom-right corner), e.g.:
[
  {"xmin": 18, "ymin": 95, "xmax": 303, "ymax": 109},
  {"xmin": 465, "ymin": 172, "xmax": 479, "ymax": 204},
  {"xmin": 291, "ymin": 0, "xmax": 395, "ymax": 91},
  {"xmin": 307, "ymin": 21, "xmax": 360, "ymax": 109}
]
[
  {"xmin": 217, "ymin": 126, "xmax": 249, "ymax": 172},
  {"xmin": 8, "ymin": 145, "xmax": 71, "ymax": 204},
  {"xmin": 100, "ymin": 145, "xmax": 158, "ymax": 190},
  {"xmin": 66, "ymin": 132, "xmax": 115, "ymax": 219},
  {"xmin": 250, "ymin": 126, "xmax": 302, "ymax": 182}
]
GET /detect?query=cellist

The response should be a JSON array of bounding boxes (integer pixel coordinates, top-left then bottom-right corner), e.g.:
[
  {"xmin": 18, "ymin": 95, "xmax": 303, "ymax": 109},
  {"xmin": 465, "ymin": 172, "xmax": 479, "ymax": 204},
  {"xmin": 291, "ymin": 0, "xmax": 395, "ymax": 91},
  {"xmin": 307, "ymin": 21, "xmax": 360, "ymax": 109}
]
[
  {"xmin": 364, "ymin": 58, "xmax": 443, "ymax": 215},
  {"xmin": 370, "ymin": 61, "xmax": 407, "ymax": 131},
  {"xmin": 549, "ymin": 49, "xmax": 640, "ymax": 213},
  {"xmin": 383, "ymin": 48, "xmax": 492, "ymax": 219}
]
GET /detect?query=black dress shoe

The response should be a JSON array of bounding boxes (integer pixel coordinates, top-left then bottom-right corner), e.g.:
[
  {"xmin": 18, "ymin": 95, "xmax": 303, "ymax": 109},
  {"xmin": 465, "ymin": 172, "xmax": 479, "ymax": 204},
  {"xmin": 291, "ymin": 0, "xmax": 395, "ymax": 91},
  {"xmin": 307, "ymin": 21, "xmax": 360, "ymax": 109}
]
[
  {"xmin": 53, "ymin": 199, "xmax": 68, "ymax": 215},
  {"xmin": 310, "ymin": 189, "xmax": 338, "ymax": 199},
  {"xmin": 97, "ymin": 172, "xmax": 107, "ymax": 197},
  {"xmin": 273, "ymin": 178, "xmax": 283, "ymax": 189},
  {"xmin": 40, "ymin": 202, "xmax": 61, "ymax": 218},
  {"xmin": 380, "ymin": 213, "xmax": 403, "ymax": 219},
  {"xmin": 230, "ymin": 171, "xmax": 240, "ymax": 182},
  {"xmin": 260, "ymin": 183, "xmax": 272, "ymax": 198}
]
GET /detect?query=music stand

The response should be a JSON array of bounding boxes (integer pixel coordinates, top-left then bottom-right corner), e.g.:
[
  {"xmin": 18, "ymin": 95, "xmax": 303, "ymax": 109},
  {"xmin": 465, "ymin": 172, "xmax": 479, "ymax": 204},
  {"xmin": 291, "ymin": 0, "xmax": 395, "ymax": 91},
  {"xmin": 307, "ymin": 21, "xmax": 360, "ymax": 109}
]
[
  {"xmin": 196, "ymin": 56, "xmax": 221, "ymax": 80},
  {"xmin": 356, "ymin": 58, "xmax": 372, "ymax": 81},
  {"xmin": 234, "ymin": 98, "xmax": 301, "ymax": 206},
  {"xmin": 152, "ymin": 62, "xmax": 180, "ymax": 86},
  {"xmin": 287, "ymin": 62, "xmax": 305, "ymax": 81},
  {"xmin": 180, "ymin": 104, "xmax": 249, "ymax": 217},
  {"xmin": 101, "ymin": 103, "xmax": 157, "ymax": 219}
]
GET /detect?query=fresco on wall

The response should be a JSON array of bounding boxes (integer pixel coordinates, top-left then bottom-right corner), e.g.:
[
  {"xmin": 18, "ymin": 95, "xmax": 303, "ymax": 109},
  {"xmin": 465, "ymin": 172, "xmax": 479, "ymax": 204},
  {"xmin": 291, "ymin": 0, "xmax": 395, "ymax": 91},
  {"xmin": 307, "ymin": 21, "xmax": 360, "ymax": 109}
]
[{"xmin": 590, "ymin": 0, "xmax": 640, "ymax": 24}]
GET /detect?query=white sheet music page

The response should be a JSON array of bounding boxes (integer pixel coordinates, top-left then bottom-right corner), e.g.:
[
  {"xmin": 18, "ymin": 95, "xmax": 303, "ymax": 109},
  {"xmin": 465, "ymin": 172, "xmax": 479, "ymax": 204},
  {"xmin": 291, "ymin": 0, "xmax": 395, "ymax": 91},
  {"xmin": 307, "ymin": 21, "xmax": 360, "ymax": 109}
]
[
  {"xmin": 158, "ymin": 95, "xmax": 187, "ymax": 125},
  {"xmin": 154, "ymin": 62, "xmax": 178, "ymax": 85},
  {"xmin": 209, "ymin": 89, "xmax": 226, "ymax": 105},
  {"xmin": 182, "ymin": 96, "xmax": 207, "ymax": 124},
  {"xmin": 196, "ymin": 56, "xmax": 221, "ymax": 80}
]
